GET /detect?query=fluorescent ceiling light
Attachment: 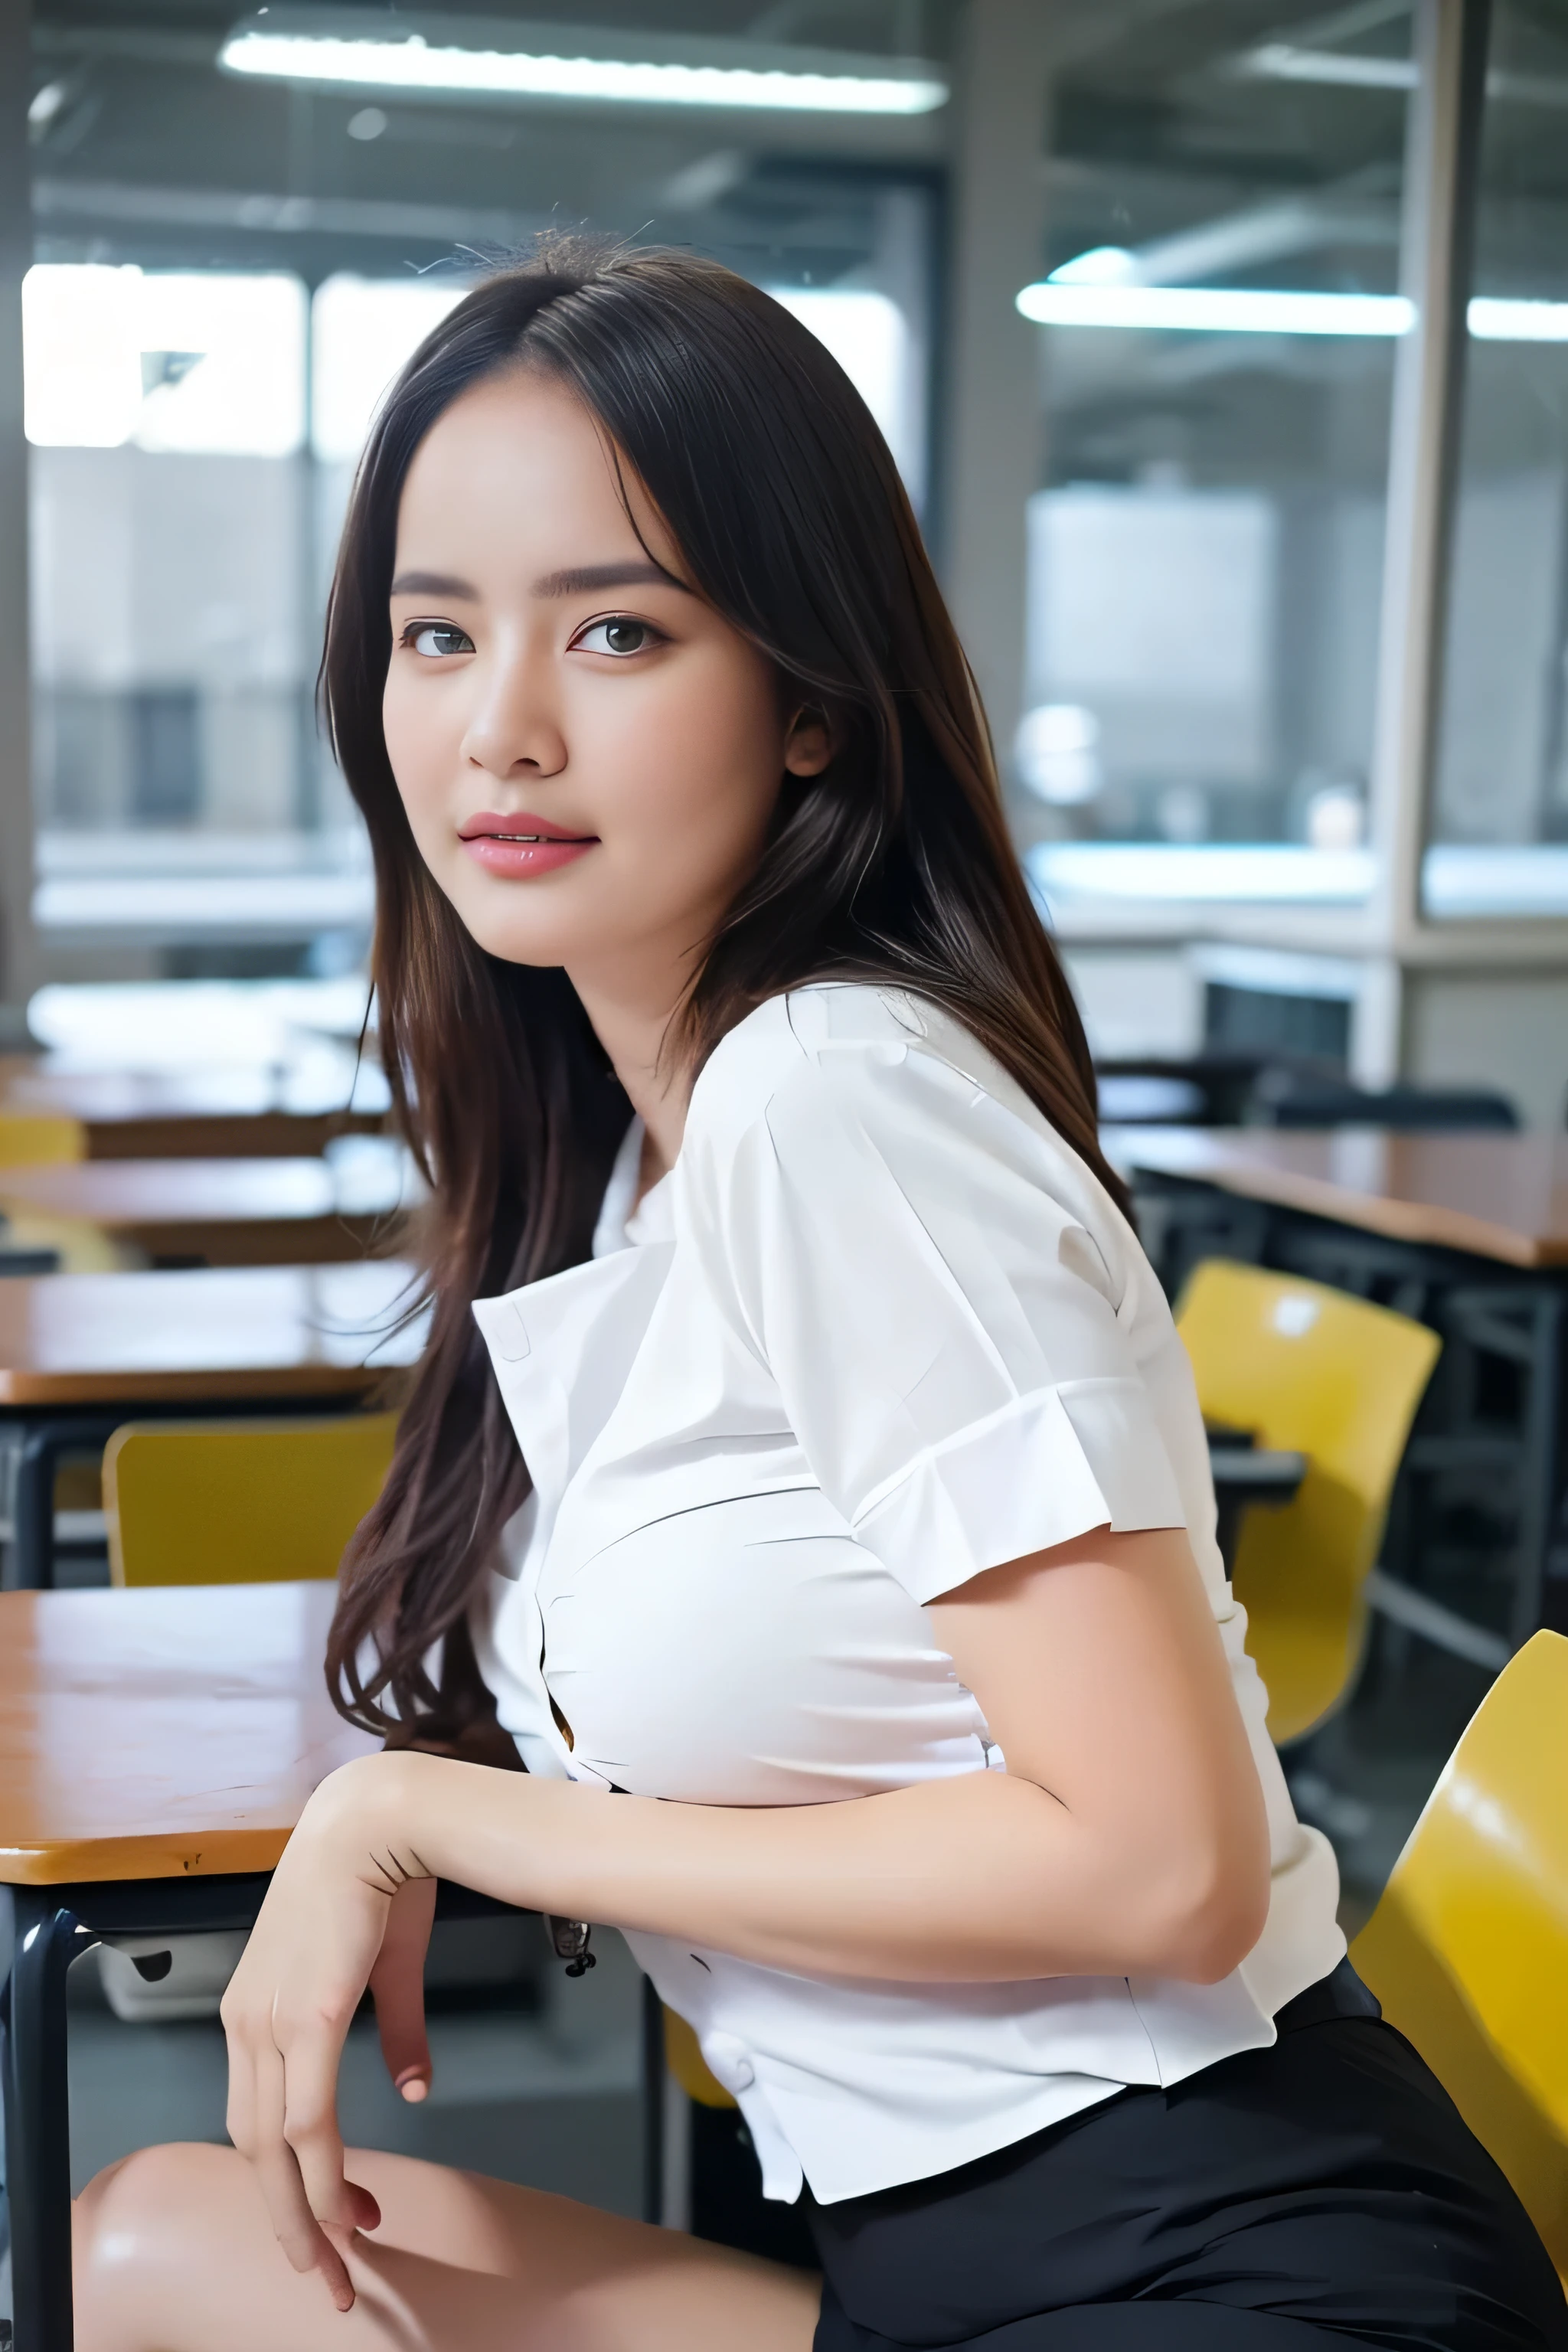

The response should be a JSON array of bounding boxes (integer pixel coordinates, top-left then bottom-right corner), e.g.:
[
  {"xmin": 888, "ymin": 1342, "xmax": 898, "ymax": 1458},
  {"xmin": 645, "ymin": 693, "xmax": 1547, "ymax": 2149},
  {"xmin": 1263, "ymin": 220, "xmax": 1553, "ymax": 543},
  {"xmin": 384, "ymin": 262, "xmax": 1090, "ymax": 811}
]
[
  {"xmin": 1238, "ymin": 43, "xmax": 1415, "ymax": 89},
  {"xmin": 1060, "ymin": 201, "xmax": 1397, "ymax": 293},
  {"xmin": 219, "ymin": 27, "xmax": 947, "ymax": 113},
  {"xmin": 1238, "ymin": 43, "xmax": 1568, "ymax": 107},
  {"xmin": 1468, "ymin": 298, "xmax": 1568, "ymax": 342},
  {"xmin": 1016, "ymin": 283, "xmax": 1415, "ymax": 336},
  {"xmin": 1018, "ymin": 279, "xmax": 1568, "ymax": 341},
  {"xmin": 1049, "ymin": 246, "xmax": 1138, "ymax": 286}
]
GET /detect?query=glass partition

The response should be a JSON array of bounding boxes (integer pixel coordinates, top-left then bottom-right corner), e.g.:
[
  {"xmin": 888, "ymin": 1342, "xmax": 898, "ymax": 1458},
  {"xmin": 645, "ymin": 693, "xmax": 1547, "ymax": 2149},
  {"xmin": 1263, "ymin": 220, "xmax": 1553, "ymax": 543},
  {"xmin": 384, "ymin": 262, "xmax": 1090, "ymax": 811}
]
[
  {"xmin": 1019, "ymin": 0, "xmax": 1412, "ymax": 874},
  {"xmin": 1424, "ymin": 0, "xmax": 1568, "ymax": 919}
]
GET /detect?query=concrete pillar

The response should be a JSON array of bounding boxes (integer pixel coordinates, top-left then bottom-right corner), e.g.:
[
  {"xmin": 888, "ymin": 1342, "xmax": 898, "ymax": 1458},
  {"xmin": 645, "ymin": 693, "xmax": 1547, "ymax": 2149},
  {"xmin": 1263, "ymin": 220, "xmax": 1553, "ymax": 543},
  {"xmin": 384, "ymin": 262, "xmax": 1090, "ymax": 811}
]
[
  {"xmin": 0, "ymin": 0, "xmax": 37, "ymax": 1028},
  {"xmin": 1359, "ymin": 0, "xmax": 1491, "ymax": 1083},
  {"xmin": 940, "ymin": 0, "xmax": 1052, "ymax": 782}
]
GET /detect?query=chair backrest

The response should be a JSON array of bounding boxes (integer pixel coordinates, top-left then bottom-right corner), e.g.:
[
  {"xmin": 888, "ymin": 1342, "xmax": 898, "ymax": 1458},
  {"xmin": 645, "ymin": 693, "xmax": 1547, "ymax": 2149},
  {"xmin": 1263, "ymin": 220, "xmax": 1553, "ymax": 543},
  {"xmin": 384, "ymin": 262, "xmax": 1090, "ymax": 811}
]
[
  {"xmin": 1176, "ymin": 1259, "xmax": 1440, "ymax": 1743},
  {"xmin": 0, "ymin": 1111, "xmax": 87, "ymax": 1168},
  {"xmin": 103, "ymin": 1412, "xmax": 399, "ymax": 1586},
  {"xmin": 1351, "ymin": 1630, "xmax": 1568, "ymax": 2282},
  {"xmin": 1249, "ymin": 1066, "xmax": 1519, "ymax": 1132}
]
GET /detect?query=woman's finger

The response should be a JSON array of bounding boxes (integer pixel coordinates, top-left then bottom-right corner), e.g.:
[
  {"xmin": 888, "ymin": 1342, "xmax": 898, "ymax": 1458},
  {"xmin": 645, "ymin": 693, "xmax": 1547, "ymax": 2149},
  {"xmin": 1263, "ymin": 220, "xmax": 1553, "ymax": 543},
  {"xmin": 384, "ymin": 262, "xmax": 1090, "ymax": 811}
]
[
  {"xmin": 278, "ymin": 2011, "xmax": 361, "ymax": 2232},
  {"xmin": 370, "ymin": 1875, "xmax": 437, "ymax": 2100},
  {"xmin": 249, "ymin": 2040, "xmax": 357, "ymax": 2310},
  {"xmin": 344, "ymin": 2176, "xmax": 383, "ymax": 2234}
]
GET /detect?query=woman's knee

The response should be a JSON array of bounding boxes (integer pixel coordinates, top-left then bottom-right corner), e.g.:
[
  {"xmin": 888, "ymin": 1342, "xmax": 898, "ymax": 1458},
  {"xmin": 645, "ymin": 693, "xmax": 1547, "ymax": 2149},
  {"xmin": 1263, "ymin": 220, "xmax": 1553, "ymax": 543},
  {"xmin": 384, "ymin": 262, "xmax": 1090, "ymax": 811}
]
[{"xmin": 75, "ymin": 2141, "xmax": 254, "ymax": 2333}]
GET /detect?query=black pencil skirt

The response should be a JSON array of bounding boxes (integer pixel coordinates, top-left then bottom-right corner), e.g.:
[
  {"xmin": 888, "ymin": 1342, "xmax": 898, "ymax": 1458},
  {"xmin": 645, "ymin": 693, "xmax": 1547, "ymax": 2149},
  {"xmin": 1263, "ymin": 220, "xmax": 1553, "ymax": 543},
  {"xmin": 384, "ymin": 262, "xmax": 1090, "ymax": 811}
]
[{"xmin": 806, "ymin": 1962, "xmax": 1567, "ymax": 2352}]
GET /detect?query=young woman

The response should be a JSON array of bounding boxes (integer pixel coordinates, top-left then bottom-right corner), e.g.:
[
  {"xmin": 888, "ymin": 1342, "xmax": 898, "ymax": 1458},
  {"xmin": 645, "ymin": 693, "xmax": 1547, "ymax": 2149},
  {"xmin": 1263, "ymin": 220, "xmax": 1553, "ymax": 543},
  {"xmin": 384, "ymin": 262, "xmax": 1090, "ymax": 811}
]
[{"xmin": 74, "ymin": 242, "xmax": 1565, "ymax": 2352}]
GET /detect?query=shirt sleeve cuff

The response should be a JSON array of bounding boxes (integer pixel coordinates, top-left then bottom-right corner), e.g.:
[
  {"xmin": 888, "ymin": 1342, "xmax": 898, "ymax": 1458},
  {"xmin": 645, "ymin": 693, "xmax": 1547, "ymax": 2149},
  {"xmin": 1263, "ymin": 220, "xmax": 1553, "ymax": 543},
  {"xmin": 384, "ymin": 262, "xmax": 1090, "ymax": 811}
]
[{"xmin": 850, "ymin": 1377, "xmax": 1188, "ymax": 1605}]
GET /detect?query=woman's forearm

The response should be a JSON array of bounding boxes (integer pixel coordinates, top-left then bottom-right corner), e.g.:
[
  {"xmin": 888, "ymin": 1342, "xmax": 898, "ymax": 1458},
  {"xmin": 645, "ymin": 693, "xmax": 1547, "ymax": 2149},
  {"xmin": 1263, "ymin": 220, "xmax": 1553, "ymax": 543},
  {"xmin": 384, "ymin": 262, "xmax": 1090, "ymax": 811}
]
[{"xmin": 332, "ymin": 1747, "xmax": 1263, "ymax": 1986}]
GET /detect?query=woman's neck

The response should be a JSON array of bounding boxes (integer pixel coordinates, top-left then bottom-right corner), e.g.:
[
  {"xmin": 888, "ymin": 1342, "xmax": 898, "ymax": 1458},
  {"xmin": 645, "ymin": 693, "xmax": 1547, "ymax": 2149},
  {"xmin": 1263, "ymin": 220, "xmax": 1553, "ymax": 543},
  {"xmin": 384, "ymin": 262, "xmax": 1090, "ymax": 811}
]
[{"xmin": 568, "ymin": 959, "xmax": 693, "ymax": 1185}]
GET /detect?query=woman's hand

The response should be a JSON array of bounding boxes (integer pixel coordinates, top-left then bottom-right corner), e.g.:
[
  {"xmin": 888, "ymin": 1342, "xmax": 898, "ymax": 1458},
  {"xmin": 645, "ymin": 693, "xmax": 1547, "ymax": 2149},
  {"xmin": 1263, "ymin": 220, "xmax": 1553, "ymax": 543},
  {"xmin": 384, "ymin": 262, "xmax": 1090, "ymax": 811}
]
[
  {"xmin": 220, "ymin": 1753, "xmax": 428, "ymax": 2311},
  {"xmin": 371, "ymin": 1873, "xmax": 438, "ymax": 2104}
]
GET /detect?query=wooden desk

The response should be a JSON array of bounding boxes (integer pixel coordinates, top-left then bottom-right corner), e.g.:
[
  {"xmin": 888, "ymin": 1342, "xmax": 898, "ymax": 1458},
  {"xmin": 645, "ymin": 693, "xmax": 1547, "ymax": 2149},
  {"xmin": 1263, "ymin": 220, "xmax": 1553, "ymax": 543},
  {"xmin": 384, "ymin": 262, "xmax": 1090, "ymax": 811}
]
[
  {"xmin": 1107, "ymin": 1127, "xmax": 1568, "ymax": 1271},
  {"xmin": 0, "ymin": 1581, "xmax": 371, "ymax": 1885},
  {"xmin": 0, "ymin": 1262, "xmax": 426, "ymax": 1589},
  {"xmin": 0, "ymin": 1259, "xmax": 424, "ymax": 1408},
  {"xmin": 0, "ymin": 1584, "xmax": 550, "ymax": 2352},
  {"xmin": 0, "ymin": 1583, "xmax": 373, "ymax": 2350},
  {"xmin": 0, "ymin": 1146, "xmax": 414, "ymax": 1269},
  {"xmin": 0, "ymin": 1057, "xmax": 387, "ymax": 1161}
]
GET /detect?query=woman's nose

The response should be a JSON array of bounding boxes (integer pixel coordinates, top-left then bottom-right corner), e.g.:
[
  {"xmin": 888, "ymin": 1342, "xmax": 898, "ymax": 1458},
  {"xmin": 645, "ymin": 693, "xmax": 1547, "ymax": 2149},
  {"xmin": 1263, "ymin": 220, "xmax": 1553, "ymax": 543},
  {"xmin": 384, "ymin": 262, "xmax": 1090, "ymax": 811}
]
[{"xmin": 461, "ymin": 652, "xmax": 567, "ymax": 780}]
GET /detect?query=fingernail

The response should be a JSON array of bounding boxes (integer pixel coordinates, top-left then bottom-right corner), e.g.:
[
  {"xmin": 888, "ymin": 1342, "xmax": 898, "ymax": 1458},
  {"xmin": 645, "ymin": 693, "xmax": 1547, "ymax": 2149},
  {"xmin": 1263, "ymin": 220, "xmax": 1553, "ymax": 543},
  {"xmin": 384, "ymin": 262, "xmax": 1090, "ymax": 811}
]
[{"xmin": 396, "ymin": 2069, "xmax": 430, "ymax": 2102}]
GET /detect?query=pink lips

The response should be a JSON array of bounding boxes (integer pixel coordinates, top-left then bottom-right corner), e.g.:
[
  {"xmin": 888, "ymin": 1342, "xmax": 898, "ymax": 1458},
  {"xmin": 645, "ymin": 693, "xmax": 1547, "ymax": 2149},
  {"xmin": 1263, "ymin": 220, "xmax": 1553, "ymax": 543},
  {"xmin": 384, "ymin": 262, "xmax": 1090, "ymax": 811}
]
[{"xmin": 458, "ymin": 810, "xmax": 598, "ymax": 880}]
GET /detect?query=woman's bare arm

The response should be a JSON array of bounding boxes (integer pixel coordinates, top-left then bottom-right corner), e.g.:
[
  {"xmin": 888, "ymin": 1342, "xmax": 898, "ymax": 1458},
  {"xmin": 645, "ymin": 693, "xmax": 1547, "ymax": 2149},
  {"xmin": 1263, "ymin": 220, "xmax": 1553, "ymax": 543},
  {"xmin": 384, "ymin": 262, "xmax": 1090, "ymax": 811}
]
[{"xmin": 326, "ymin": 1524, "xmax": 1271, "ymax": 1988}]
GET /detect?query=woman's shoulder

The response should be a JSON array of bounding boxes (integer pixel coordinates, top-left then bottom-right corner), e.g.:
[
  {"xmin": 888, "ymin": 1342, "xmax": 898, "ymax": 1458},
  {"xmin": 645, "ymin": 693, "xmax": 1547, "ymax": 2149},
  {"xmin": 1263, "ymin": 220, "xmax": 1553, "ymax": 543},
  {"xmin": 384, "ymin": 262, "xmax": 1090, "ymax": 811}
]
[
  {"xmin": 680, "ymin": 988, "xmax": 1165, "ymax": 1368},
  {"xmin": 687, "ymin": 982, "xmax": 980, "ymax": 1143},
  {"xmin": 685, "ymin": 984, "xmax": 1113, "ymax": 1228}
]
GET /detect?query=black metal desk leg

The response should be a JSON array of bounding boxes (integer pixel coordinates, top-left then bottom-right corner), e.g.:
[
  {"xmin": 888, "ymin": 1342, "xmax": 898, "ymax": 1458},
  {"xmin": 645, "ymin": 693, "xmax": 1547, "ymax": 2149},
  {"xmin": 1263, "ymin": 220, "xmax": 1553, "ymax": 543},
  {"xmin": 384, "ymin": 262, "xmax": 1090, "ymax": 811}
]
[
  {"xmin": 3, "ymin": 1887, "xmax": 91, "ymax": 2352},
  {"xmin": 11, "ymin": 1421, "xmax": 119, "ymax": 1593}
]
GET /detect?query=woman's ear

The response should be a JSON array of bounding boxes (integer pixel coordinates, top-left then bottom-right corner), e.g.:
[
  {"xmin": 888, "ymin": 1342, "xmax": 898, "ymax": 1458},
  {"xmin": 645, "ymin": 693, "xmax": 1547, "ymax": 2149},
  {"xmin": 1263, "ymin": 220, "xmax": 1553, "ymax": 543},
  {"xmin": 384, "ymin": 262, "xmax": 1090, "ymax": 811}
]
[{"xmin": 783, "ymin": 706, "xmax": 835, "ymax": 779}]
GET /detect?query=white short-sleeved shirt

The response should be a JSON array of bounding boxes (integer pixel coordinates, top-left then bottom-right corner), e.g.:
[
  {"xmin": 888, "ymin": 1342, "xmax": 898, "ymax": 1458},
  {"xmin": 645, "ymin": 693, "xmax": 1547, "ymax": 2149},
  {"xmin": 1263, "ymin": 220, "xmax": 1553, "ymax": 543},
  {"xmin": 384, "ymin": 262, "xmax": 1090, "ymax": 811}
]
[{"xmin": 469, "ymin": 985, "xmax": 1344, "ymax": 2207}]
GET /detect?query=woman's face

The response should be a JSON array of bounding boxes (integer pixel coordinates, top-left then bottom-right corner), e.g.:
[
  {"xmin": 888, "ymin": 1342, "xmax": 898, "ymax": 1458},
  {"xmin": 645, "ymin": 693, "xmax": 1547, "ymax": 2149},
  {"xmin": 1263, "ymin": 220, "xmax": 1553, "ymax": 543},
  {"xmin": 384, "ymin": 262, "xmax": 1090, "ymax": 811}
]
[{"xmin": 384, "ymin": 368, "xmax": 828, "ymax": 996}]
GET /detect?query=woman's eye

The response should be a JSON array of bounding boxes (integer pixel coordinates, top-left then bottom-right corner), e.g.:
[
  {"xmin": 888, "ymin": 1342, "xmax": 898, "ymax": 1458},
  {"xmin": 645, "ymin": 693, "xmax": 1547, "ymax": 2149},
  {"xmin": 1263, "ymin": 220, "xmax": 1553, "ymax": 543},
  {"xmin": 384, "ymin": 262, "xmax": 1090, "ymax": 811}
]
[
  {"xmin": 575, "ymin": 616, "xmax": 657, "ymax": 657},
  {"xmin": 406, "ymin": 623, "xmax": 474, "ymax": 658}
]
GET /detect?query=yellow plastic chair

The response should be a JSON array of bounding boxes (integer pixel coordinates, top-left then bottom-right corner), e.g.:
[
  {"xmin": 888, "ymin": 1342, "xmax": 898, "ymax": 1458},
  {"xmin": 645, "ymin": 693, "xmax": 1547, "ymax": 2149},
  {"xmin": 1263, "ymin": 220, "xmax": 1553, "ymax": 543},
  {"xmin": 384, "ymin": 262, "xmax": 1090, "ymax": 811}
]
[
  {"xmin": 103, "ymin": 1411, "xmax": 399, "ymax": 1586},
  {"xmin": 0, "ymin": 1112, "xmax": 116, "ymax": 1269},
  {"xmin": 665, "ymin": 2007, "xmax": 737, "ymax": 2110},
  {"xmin": 0, "ymin": 1111, "xmax": 86, "ymax": 1168},
  {"xmin": 1351, "ymin": 1629, "xmax": 1568, "ymax": 2285},
  {"xmin": 1176, "ymin": 1259, "xmax": 1440, "ymax": 1744}
]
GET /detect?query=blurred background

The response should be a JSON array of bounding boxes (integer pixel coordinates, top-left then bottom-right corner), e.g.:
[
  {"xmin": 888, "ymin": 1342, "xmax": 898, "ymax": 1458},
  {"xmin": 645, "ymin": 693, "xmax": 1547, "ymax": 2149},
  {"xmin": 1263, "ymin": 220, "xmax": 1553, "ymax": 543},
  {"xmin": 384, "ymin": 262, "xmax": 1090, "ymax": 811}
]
[{"xmin": 3, "ymin": 0, "xmax": 1567, "ymax": 1113}]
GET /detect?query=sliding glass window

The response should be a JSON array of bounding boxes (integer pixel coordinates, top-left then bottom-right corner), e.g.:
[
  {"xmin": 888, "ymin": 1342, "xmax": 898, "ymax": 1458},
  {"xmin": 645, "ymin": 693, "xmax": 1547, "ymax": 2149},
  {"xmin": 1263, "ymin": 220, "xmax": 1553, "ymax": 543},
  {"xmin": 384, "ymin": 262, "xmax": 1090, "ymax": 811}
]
[
  {"xmin": 1018, "ymin": 1, "xmax": 1414, "ymax": 921},
  {"xmin": 1426, "ymin": 0, "xmax": 1568, "ymax": 920}
]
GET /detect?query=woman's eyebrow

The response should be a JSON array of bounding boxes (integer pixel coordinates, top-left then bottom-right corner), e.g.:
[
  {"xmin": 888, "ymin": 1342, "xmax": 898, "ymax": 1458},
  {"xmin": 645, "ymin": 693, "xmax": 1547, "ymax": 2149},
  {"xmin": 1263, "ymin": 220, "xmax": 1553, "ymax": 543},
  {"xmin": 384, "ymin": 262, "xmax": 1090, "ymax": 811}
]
[
  {"xmin": 388, "ymin": 560, "xmax": 691, "ymax": 602},
  {"xmin": 390, "ymin": 570, "xmax": 478, "ymax": 599},
  {"xmin": 533, "ymin": 560, "xmax": 691, "ymax": 598}
]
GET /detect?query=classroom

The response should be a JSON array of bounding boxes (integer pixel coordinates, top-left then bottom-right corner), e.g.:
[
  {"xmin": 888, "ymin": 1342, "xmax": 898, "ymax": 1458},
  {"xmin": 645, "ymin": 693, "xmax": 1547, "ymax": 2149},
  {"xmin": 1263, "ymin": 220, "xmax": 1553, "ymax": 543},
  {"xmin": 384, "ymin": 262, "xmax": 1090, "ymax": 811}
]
[{"xmin": 1, "ymin": 2, "xmax": 1565, "ymax": 2347}]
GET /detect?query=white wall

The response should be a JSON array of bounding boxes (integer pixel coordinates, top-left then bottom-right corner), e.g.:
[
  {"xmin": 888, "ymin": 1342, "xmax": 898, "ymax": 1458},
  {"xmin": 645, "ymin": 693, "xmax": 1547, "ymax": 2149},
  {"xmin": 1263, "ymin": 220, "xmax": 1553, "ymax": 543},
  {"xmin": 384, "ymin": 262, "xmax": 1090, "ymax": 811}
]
[{"xmin": 1406, "ymin": 968, "xmax": 1568, "ymax": 1131}]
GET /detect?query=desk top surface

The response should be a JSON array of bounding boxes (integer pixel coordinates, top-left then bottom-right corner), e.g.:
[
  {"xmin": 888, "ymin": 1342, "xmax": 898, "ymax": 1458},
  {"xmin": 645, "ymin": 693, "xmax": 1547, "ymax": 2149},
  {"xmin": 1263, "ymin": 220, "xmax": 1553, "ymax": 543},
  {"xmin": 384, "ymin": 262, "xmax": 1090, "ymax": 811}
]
[
  {"xmin": 1108, "ymin": 1126, "xmax": 1568, "ymax": 1269},
  {"xmin": 0, "ymin": 1259, "xmax": 424, "ymax": 1405},
  {"xmin": 0, "ymin": 1057, "xmax": 386, "ymax": 1156},
  {"xmin": 0, "ymin": 1582, "xmax": 374, "ymax": 1885},
  {"xmin": 0, "ymin": 1146, "xmax": 410, "ymax": 1233}
]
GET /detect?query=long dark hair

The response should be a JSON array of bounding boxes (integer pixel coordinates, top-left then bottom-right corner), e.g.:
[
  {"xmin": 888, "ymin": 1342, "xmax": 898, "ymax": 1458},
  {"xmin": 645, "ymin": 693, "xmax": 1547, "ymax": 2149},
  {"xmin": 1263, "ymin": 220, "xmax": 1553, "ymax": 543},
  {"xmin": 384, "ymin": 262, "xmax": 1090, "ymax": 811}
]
[{"xmin": 325, "ymin": 235, "xmax": 1126, "ymax": 1743}]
